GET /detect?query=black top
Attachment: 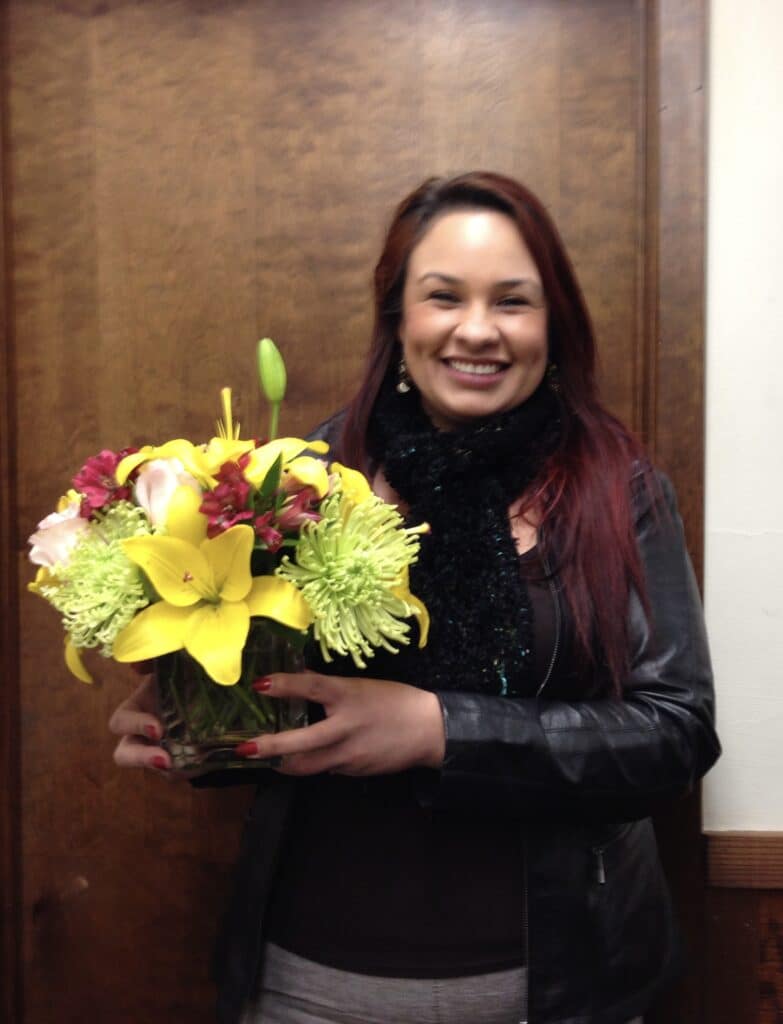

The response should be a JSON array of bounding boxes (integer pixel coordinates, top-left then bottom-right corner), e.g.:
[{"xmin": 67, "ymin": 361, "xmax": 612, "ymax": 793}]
[{"xmin": 265, "ymin": 547, "xmax": 556, "ymax": 976}]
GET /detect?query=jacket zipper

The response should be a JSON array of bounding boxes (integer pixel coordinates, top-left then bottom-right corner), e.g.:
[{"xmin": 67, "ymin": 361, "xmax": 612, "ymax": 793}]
[
  {"xmin": 536, "ymin": 554, "xmax": 561, "ymax": 697},
  {"xmin": 593, "ymin": 846, "xmax": 607, "ymax": 885}
]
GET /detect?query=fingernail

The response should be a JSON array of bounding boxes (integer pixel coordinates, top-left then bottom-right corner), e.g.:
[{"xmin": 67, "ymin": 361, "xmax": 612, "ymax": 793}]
[
  {"xmin": 144, "ymin": 724, "xmax": 159, "ymax": 742},
  {"xmin": 234, "ymin": 741, "xmax": 259, "ymax": 757},
  {"xmin": 252, "ymin": 677, "xmax": 272, "ymax": 692},
  {"xmin": 151, "ymin": 755, "xmax": 169, "ymax": 771}
]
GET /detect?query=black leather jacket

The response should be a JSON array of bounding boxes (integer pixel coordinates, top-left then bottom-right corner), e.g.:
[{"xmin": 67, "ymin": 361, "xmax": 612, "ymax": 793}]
[{"xmin": 210, "ymin": 414, "xmax": 720, "ymax": 1024}]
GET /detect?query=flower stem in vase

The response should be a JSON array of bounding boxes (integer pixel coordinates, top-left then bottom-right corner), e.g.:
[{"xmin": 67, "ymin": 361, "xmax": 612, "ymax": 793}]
[{"xmin": 153, "ymin": 620, "xmax": 307, "ymax": 777}]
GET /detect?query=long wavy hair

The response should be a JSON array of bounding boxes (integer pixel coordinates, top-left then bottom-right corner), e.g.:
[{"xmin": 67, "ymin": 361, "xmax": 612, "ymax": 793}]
[{"xmin": 340, "ymin": 172, "xmax": 652, "ymax": 695}]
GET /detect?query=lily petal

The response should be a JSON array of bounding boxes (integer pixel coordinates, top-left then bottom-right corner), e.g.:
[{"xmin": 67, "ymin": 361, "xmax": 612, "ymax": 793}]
[
  {"xmin": 284, "ymin": 456, "xmax": 330, "ymax": 499},
  {"xmin": 28, "ymin": 565, "xmax": 57, "ymax": 595},
  {"xmin": 113, "ymin": 601, "xmax": 192, "ymax": 661},
  {"xmin": 244, "ymin": 437, "xmax": 329, "ymax": 487},
  {"xmin": 165, "ymin": 484, "xmax": 208, "ymax": 547},
  {"xmin": 200, "ymin": 436, "xmax": 256, "ymax": 475},
  {"xmin": 184, "ymin": 600, "xmax": 249, "ymax": 685},
  {"xmin": 117, "ymin": 440, "xmax": 204, "ymax": 486},
  {"xmin": 122, "ymin": 535, "xmax": 213, "ymax": 606},
  {"xmin": 330, "ymin": 461, "xmax": 373, "ymax": 504},
  {"xmin": 65, "ymin": 638, "xmax": 93, "ymax": 683},
  {"xmin": 391, "ymin": 567, "xmax": 430, "ymax": 648},
  {"xmin": 202, "ymin": 525, "xmax": 254, "ymax": 601},
  {"xmin": 115, "ymin": 446, "xmax": 156, "ymax": 485},
  {"xmin": 247, "ymin": 576, "xmax": 313, "ymax": 631}
]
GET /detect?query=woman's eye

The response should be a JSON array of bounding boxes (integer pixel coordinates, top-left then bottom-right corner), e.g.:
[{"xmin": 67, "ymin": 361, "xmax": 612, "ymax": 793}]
[
  {"xmin": 498, "ymin": 295, "xmax": 528, "ymax": 308},
  {"xmin": 429, "ymin": 291, "xmax": 459, "ymax": 303}
]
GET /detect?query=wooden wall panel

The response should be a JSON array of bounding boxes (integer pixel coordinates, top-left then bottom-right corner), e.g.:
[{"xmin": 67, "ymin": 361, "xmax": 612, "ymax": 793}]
[
  {"xmin": 2, "ymin": 1, "xmax": 713, "ymax": 1021},
  {"xmin": 1, "ymin": 0, "xmax": 23, "ymax": 1019},
  {"xmin": 644, "ymin": 3, "xmax": 709, "ymax": 1024},
  {"xmin": 707, "ymin": 833, "xmax": 783, "ymax": 890},
  {"xmin": 705, "ymin": 889, "xmax": 783, "ymax": 1024}
]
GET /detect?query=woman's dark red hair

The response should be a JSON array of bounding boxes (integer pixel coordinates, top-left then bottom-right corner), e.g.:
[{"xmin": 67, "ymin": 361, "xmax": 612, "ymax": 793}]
[{"xmin": 341, "ymin": 171, "xmax": 653, "ymax": 696}]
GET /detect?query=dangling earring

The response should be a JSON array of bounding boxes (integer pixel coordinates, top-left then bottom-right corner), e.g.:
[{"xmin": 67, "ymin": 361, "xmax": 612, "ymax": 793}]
[
  {"xmin": 546, "ymin": 362, "xmax": 561, "ymax": 393},
  {"xmin": 396, "ymin": 356, "xmax": 413, "ymax": 394}
]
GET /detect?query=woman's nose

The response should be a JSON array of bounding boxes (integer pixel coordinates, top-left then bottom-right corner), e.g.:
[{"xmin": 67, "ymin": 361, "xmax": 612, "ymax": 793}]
[{"xmin": 453, "ymin": 305, "xmax": 499, "ymax": 346}]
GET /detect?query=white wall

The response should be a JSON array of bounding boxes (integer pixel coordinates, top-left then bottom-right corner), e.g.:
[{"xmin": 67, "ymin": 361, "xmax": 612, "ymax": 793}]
[{"xmin": 702, "ymin": 0, "xmax": 783, "ymax": 830}]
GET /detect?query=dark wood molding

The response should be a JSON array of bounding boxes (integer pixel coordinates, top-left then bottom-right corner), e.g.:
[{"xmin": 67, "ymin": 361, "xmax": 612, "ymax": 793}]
[
  {"xmin": 645, "ymin": 1, "xmax": 708, "ymax": 1022},
  {"xmin": 0, "ymin": 1, "xmax": 22, "ymax": 1021},
  {"xmin": 706, "ymin": 833, "xmax": 783, "ymax": 890}
]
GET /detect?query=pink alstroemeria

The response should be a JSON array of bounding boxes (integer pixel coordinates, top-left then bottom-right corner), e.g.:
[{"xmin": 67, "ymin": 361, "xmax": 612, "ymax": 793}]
[
  {"xmin": 73, "ymin": 448, "xmax": 136, "ymax": 517},
  {"xmin": 277, "ymin": 488, "xmax": 322, "ymax": 531},
  {"xmin": 253, "ymin": 511, "xmax": 283, "ymax": 552},
  {"xmin": 200, "ymin": 456, "xmax": 254, "ymax": 539}
]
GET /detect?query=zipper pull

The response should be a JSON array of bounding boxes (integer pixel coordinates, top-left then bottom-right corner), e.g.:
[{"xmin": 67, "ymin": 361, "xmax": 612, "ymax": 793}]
[{"xmin": 594, "ymin": 848, "xmax": 606, "ymax": 885}]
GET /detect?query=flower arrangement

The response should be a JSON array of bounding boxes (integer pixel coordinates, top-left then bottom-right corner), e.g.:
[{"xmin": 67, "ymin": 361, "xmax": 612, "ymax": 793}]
[{"xmin": 28, "ymin": 339, "xmax": 429, "ymax": 772}]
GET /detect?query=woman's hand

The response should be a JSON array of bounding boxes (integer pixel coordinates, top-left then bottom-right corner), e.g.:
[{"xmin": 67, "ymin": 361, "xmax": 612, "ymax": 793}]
[
  {"xmin": 108, "ymin": 672, "xmax": 173, "ymax": 775},
  {"xmin": 235, "ymin": 672, "xmax": 446, "ymax": 776}
]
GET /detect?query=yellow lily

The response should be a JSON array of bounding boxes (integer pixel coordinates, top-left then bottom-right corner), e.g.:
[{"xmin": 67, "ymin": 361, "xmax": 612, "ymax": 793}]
[
  {"xmin": 116, "ymin": 440, "xmax": 210, "ymax": 487},
  {"xmin": 65, "ymin": 638, "xmax": 93, "ymax": 684},
  {"xmin": 112, "ymin": 512, "xmax": 312, "ymax": 685},
  {"xmin": 283, "ymin": 456, "xmax": 330, "ymax": 498},
  {"xmin": 243, "ymin": 437, "xmax": 329, "ymax": 488},
  {"xmin": 391, "ymin": 565, "xmax": 430, "ymax": 648},
  {"xmin": 330, "ymin": 461, "xmax": 373, "ymax": 505}
]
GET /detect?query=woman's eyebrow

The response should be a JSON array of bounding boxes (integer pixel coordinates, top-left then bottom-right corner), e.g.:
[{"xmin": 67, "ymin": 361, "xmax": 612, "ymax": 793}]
[
  {"xmin": 417, "ymin": 271, "xmax": 543, "ymax": 299},
  {"xmin": 417, "ymin": 271, "xmax": 461, "ymax": 285}
]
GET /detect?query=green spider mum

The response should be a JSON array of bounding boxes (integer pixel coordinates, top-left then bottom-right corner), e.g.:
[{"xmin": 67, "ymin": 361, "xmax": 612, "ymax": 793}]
[
  {"xmin": 276, "ymin": 494, "xmax": 429, "ymax": 668},
  {"xmin": 38, "ymin": 502, "xmax": 152, "ymax": 656}
]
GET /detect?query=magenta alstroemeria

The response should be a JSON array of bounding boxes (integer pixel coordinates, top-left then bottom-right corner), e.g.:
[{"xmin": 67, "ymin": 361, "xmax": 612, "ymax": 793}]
[
  {"xmin": 277, "ymin": 488, "xmax": 322, "ymax": 531},
  {"xmin": 253, "ymin": 511, "xmax": 283, "ymax": 552},
  {"xmin": 200, "ymin": 456, "xmax": 254, "ymax": 538},
  {"xmin": 73, "ymin": 448, "xmax": 136, "ymax": 517}
]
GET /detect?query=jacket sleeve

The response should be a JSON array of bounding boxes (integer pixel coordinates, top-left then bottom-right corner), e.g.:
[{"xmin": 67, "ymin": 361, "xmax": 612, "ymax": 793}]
[{"xmin": 425, "ymin": 473, "xmax": 721, "ymax": 823}]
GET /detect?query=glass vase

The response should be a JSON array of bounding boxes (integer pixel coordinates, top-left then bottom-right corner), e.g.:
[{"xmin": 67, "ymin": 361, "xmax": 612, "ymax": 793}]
[{"xmin": 154, "ymin": 619, "xmax": 307, "ymax": 777}]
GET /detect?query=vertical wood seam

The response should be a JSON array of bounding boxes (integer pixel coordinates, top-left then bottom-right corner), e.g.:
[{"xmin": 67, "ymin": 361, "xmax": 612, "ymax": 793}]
[
  {"xmin": 0, "ymin": 0, "xmax": 22, "ymax": 1019},
  {"xmin": 641, "ymin": 0, "xmax": 660, "ymax": 458}
]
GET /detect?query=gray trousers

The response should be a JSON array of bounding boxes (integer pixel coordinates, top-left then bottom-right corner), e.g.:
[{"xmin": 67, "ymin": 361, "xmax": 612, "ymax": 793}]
[{"xmin": 242, "ymin": 942, "xmax": 644, "ymax": 1024}]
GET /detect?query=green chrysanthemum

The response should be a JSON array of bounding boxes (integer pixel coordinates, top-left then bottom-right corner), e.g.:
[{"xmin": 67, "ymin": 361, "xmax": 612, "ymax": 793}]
[
  {"xmin": 276, "ymin": 494, "xmax": 428, "ymax": 668},
  {"xmin": 38, "ymin": 502, "xmax": 152, "ymax": 656}
]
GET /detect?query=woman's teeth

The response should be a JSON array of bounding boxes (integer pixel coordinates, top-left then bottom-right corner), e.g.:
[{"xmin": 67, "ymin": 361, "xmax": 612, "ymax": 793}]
[{"xmin": 447, "ymin": 359, "xmax": 506, "ymax": 376}]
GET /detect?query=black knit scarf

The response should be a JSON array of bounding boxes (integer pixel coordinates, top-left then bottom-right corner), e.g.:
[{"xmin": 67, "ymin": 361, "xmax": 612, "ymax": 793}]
[{"xmin": 309, "ymin": 377, "xmax": 561, "ymax": 695}]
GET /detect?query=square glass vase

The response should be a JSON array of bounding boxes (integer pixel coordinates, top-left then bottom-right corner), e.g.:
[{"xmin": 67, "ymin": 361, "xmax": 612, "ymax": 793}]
[{"xmin": 154, "ymin": 619, "xmax": 307, "ymax": 777}]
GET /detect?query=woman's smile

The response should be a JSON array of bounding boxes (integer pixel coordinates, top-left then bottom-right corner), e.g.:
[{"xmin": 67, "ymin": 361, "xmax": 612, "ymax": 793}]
[{"xmin": 441, "ymin": 357, "xmax": 511, "ymax": 384}]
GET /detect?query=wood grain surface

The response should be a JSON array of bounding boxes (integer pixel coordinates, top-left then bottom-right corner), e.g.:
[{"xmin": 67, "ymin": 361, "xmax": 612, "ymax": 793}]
[
  {"xmin": 705, "ymin": 888, "xmax": 783, "ymax": 1024},
  {"xmin": 707, "ymin": 832, "xmax": 783, "ymax": 890},
  {"xmin": 2, "ymin": 1, "xmax": 709, "ymax": 1022},
  {"xmin": 1, "ymin": 3, "xmax": 23, "ymax": 1022}
]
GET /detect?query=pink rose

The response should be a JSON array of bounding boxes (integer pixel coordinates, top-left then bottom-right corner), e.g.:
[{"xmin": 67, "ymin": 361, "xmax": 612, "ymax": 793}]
[
  {"xmin": 134, "ymin": 458, "xmax": 201, "ymax": 527},
  {"xmin": 28, "ymin": 499, "xmax": 89, "ymax": 568}
]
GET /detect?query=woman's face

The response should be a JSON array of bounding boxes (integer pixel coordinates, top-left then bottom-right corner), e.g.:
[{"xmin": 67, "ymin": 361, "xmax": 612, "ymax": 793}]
[{"xmin": 398, "ymin": 209, "xmax": 548, "ymax": 430}]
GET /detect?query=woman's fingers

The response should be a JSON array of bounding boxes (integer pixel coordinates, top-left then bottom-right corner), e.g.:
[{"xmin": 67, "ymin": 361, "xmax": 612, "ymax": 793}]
[
  {"xmin": 236, "ymin": 716, "xmax": 347, "ymax": 761},
  {"xmin": 238, "ymin": 671, "xmax": 445, "ymax": 776},
  {"xmin": 253, "ymin": 670, "xmax": 343, "ymax": 706},
  {"xmin": 108, "ymin": 676, "xmax": 172, "ymax": 774},
  {"xmin": 113, "ymin": 734, "xmax": 172, "ymax": 773}
]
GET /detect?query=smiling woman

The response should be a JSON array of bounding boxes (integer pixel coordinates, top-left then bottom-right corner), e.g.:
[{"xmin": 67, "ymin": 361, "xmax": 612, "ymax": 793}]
[
  {"xmin": 399, "ymin": 209, "xmax": 549, "ymax": 429},
  {"xmin": 108, "ymin": 171, "xmax": 719, "ymax": 1024}
]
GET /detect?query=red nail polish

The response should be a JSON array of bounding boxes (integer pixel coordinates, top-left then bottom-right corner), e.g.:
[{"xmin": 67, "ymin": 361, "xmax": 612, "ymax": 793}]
[
  {"xmin": 151, "ymin": 755, "xmax": 169, "ymax": 771},
  {"xmin": 144, "ymin": 724, "xmax": 159, "ymax": 742},
  {"xmin": 234, "ymin": 741, "xmax": 259, "ymax": 757},
  {"xmin": 252, "ymin": 677, "xmax": 272, "ymax": 692}
]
